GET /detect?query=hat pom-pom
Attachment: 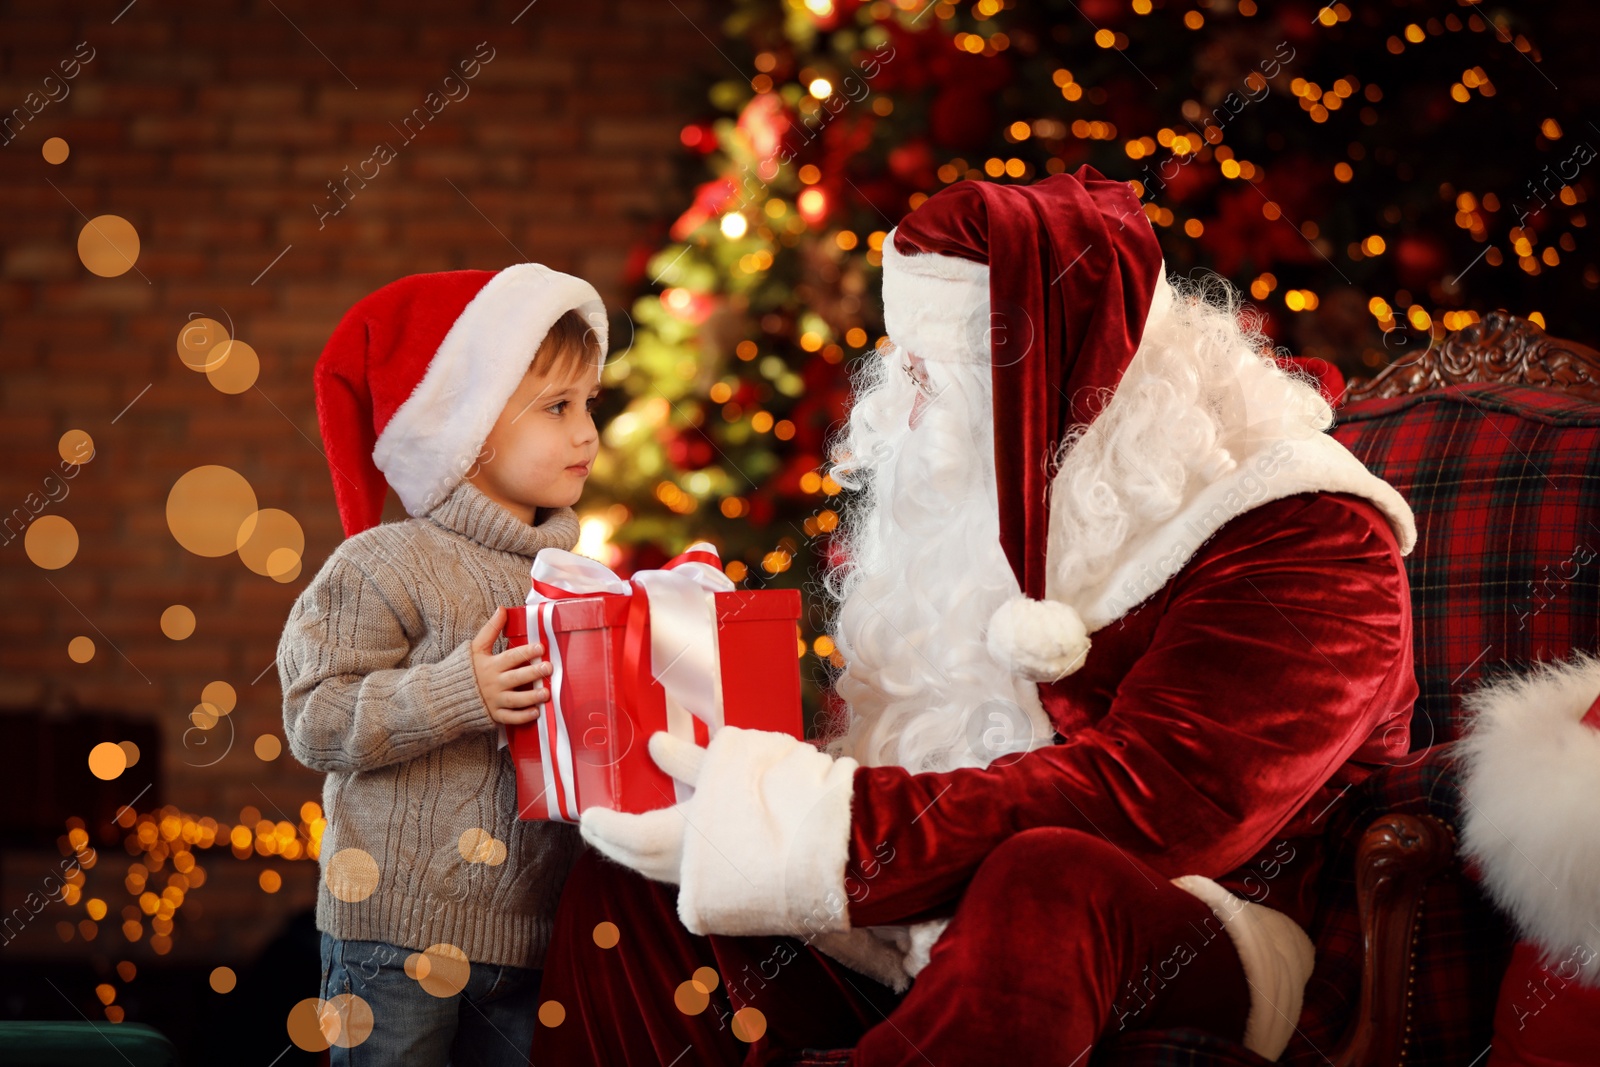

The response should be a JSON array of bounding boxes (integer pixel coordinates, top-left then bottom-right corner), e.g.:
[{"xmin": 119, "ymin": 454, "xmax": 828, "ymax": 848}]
[{"xmin": 986, "ymin": 596, "xmax": 1090, "ymax": 682}]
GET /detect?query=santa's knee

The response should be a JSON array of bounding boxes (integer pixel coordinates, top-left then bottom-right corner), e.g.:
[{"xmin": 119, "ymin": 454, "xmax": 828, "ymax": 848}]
[{"xmin": 967, "ymin": 828, "xmax": 1145, "ymax": 917}]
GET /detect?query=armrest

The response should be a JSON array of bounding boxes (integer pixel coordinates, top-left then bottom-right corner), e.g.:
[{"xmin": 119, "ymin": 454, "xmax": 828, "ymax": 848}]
[{"xmin": 1330, "ymin": 813, "xmax": 1457, "ymax": 1067}]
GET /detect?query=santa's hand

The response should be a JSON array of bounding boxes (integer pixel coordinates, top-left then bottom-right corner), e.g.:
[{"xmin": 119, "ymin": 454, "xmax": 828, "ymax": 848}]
[
  {"xmin": 598, "ymin": 725, "xmax": 869, "ymax": 938},
  {"xmin": 577, "ymin": 732, "xmax": 709, "ymax": 885},
  {"xmin": 646, "ymin": 729, "xmax": 709, "ymax": 786}
]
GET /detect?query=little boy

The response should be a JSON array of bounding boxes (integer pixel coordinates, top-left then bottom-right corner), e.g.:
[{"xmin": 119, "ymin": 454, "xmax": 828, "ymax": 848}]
[{"xmin": 277, "ymin": 263, "xmax": 607, "ymax": 1064}]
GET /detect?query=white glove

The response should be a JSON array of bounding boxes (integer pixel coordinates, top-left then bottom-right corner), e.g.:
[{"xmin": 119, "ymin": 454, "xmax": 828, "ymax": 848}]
[
  {"xmin": 578, "ymin": 730, "xmax": 707, "ymax": 885},
  {"xmin": 580, "ymin": 725, "xmax": 862, "ymax": 938}
]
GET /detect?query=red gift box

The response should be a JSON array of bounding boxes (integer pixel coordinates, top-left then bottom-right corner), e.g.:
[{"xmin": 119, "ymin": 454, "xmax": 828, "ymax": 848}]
[{"xmin": 502, "ymin": 545, "xmax": 804, "ymax": 823}]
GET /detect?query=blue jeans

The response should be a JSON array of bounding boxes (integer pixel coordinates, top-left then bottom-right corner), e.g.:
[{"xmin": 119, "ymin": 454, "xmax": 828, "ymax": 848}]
[{"xmin": 319, "ymin": 932, "xmax": 541, "ymax": 1066}]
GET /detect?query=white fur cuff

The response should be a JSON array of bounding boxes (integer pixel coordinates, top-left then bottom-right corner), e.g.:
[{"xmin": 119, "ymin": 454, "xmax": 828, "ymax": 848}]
[
  {"xmin": 808, "ymin": 928, "xmax": 913, "ymax": 994},
  {"xmin": 1171, "ymin": 875, "xmax": 1315, "ymax": 1061},
  {"xmin": 675, "ymin": 726, "xmax": 863, "ymax": 938},
  {"xmin": 1459, "ymin": 653, "xmax": 1600, "ymax": 984}
]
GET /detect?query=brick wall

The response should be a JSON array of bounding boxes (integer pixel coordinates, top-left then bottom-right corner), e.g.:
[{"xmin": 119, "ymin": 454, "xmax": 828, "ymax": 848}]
[{"xmin": 0, "ymin": 0, "xmax": 721, "ymax": 963}]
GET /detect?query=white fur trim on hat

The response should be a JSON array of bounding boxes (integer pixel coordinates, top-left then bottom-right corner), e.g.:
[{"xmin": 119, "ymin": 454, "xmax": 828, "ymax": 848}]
[
  {"xmin": 879, "ymin": 227, "xmax": 990, "ymax": 364},
  {"xmin": 1171, "ymin": 874, "xmax": 1315, "ymax": 1061},
  {"xmin": 880, "ymin": 226, "xmax": 1177, "ymax": 368},
  {"xmin": 1458, "ymin": 653, "xmax": 1600, "ymax": 985},
  {"xmin": 372, "ymin": 262, "xmax": 608, "ymax": 518},
  {"xmin": 986, "ymin": 595, "xmax": 1091, "ymax": 682}
]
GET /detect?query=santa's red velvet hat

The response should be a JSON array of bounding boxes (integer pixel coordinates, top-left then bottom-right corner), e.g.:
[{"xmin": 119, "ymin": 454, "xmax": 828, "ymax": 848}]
[
  {"xmin": 880, "ymin": 164, "xmax": 1172, "ymax": 680},
  {"xmin": 314, "ymin": 264, "xmax": 607, "ymax": 539},
  {"xmin": 1460, "ymin": 667, "xmax": 1600, "ymax": 1064}
]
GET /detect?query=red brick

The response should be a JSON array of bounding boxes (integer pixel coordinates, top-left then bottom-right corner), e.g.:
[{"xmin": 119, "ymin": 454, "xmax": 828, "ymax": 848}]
[
  {"xmin": 169, "ymin": 151, "xmax": 289, "ymax": 182},
  {"xmin": 196, "ymin": 84, "xmax": 308, "ymax": 113},
  {"xmin": 228, "ymin": 117, "xmax": 341, "ymax": 147}
]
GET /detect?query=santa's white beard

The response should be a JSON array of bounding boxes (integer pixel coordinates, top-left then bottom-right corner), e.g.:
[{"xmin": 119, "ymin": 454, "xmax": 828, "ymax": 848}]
[
  {"xmin": 820, "ymin": 345, "xmax": 1051, "ymax": 773},
  {"xmin": 819, "ymin": 275, "xmax": 1333, "ymax": 776}
]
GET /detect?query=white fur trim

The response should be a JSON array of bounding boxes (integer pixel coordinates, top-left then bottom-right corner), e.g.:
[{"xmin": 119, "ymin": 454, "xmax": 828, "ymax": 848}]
[
  {"xmin": 813, "ymin": 917, "xmax": 951, "ymax": 992},
  {"xmin": 1064, "ymin": 431, "xmax": 1417, "ymax": 632},
  {"xmin": 808, "ymin": 928, "xmax": 913, "ymax": 994},
  {"xmin": 1171, "ymin": 874, "xmax": 1315, "ymax": 1061},
  {"xmin": 372, "ymin": 262, "xmax": 608, "ymax": 518},
  {"xmin": 1458, "ymin": 654, "xmax": 1600, "ymax": 984},
  {"xmin": 901, "ymin": 917, "xmax": 950, "ymax": 979},
  {"xmin": 879, "ymin": 229, "xmax": 990, "ymax": 365},
  {"xmin": 986, "ymin": 595, "xmax": 1090, "ymax": 682},
  {"xmin": 675, "ymin": 726, "xmax": 863, "ymax": 938},
  {"xmin": 880, "ymin": 227, "xmax": 1177, "ymax": 369}
]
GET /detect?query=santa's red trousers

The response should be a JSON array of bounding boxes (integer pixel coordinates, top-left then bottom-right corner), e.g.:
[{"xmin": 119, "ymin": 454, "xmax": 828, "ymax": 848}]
[{"xmin": 533, "ymin": 826, "xmax": 1252, "ymax": 1065}]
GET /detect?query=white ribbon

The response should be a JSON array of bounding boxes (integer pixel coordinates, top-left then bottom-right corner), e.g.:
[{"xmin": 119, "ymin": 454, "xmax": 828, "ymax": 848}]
[{"xmin": 512, "ymin": 542, "xmax": 735, "ymax": 822}]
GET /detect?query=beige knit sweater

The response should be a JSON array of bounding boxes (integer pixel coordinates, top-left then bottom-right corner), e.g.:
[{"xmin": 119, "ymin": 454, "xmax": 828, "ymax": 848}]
[{"xmin": 278, "ymin": 478, "xmax": 582, "ymax": 968}]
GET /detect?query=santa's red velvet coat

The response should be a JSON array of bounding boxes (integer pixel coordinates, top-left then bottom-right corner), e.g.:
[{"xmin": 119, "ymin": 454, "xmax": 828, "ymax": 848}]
[{"xmin": 842, "ymin": 488, "xmax": 1417, "ymax": 936}]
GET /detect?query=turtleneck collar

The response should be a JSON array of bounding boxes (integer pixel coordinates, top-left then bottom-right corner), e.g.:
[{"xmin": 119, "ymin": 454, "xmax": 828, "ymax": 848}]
[{"xmin": 424, "ymin": 478, "xmax": 581, "ymax": 559}]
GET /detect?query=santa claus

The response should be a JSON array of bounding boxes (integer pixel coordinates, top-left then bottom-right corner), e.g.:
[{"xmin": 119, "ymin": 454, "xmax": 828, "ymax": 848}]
[{"xmin": 534, "ymin": 165, "xmax": 1420, "ymax": 1065}]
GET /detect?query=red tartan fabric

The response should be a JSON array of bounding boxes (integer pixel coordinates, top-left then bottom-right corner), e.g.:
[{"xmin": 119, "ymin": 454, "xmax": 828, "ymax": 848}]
[
  {"xmin": 1331, "ymin": 382, "xmax": 1600, "ymax": 749},
  {"xmin": 1276, "ymin": 382, "xmax": 1600, "ymax": 1065}
]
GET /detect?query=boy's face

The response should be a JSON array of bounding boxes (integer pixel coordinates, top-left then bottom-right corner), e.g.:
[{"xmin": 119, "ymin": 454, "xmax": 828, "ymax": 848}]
[{"xmin": 467, "ymin": 353, "xmax": 601, "ymax": 520}]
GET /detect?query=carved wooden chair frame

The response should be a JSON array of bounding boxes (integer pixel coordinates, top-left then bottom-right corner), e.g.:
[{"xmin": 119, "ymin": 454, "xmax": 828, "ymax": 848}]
[{"xmin": 1328, "ymin": 312, "xmax": 1600, "ymax": 1065}]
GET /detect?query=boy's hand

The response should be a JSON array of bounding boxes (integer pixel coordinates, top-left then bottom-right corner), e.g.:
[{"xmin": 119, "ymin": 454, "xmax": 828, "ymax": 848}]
[{"xmin": 470, "ymin": 607, "xmax": 555, "ymax": 725}]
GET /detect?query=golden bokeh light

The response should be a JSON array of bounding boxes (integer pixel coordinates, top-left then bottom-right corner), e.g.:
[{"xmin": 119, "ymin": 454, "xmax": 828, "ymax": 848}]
[
  {"xmin": 161, "ymin": 605, "xmax": 196, "ymax": 640},
  {"xmin": 255, "ymin": 734, "xmax": 282, "ymax": 761},
  {"xmin": 323, "ymin": 993, "xmax": 373, "ymax": 1048},
  {"xmin": 259, "ymin": 869, "xmax": 282, "ymax": 893},
  {"xmin": 286, "ymin": 998, "xmax": 333, "ymax": 1052},
  {"xmin": 202, "ymin": 680, "xmax": 237, "ymax": 715},
  {"xmin": 266, "ymin": 548, "xmax": 302, "ymax": 583},
  {"xmin": 592, "ymin": 921, "xmax": 619, "ymax": 949},
  {"xmin": 88, "ymin": 742, "xmax": 126, "ymax": 781},
  {"xmin": 25, "ymin": 515, "xmax": 79, "ymax": 570},
  {"xmin": 210, "ymin": 966, "xmax": 237, "ymax": 994},
  {"xmin": 414, "ymin": 943, "xmax": 470, "ymax": 998},
  {"xmin": 458, "ymin": 827, "xmax": 506, "ymax": 865},
  {"xmin": 42, "ymin": 136, "xmax": 69, "ymax": 164},
  {"xmin": 77, "ymin": 215, "xmax": 141, "ymax": 278},
  {"xmin": 58, "ymin": 429, "xmax": 94, "ymax": 465},
  {"xmin": 693, "ymin": 966, "xmax": 720, "ymax": 993},
  {"xmin": 167, "ymin": 465, "xmax": 258, "ymax": 557},
  {"xmin": 538, "ymin": 1000, "xmax": 566, "ymax": 1027},
  {"xmin": 236, "ymin": 508, "xmax": 304, "ymax": 583},
  {"xmin": 732, "ymin": 1006, "xmax": 768, "ymax": 1042},
  {"xmin": 207, "ymin": 339, "xmax": 259, "ymax": 394},
  {"xmin": 68, "ymin": 636, "xmax": 95, "ymax": 663},
  {"xmin": 674, "ymin": 979, "xmax": 710, "ymax": 1015},
  {"xmin": 117, "ymin": 740, "xmax": 140, "ymax": 768},
  {"xmin": 177, "ymin": 318, "xmax": 231, "ymax": 373},
  {"xmin": 326, "ymin": 848, "xmax": 379, "ymax": 903}
]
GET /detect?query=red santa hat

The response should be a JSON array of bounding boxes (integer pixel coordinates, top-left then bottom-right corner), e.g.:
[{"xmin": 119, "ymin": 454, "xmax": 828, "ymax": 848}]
[
  {"xmin": 1458, "ymin": 656, "xmax": 1600, "ymax": 1064},
  {"xmin": 880, "ymin": 164, "xmax": 1171, "ymax": 681},
  {"xmin": 313, "ymin": 264, "xmax": 608, "ymax": 539}
]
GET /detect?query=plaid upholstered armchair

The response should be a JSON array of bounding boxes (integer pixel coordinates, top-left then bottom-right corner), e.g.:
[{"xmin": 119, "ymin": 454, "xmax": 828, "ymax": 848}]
[
  {"xmin": 1291, "ymin": 313, "xmax": 1600, "ymax": 1066},
  {"xmin": 785, "ymin": 312, "xmax": 1600, "ymax": 1067}
]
